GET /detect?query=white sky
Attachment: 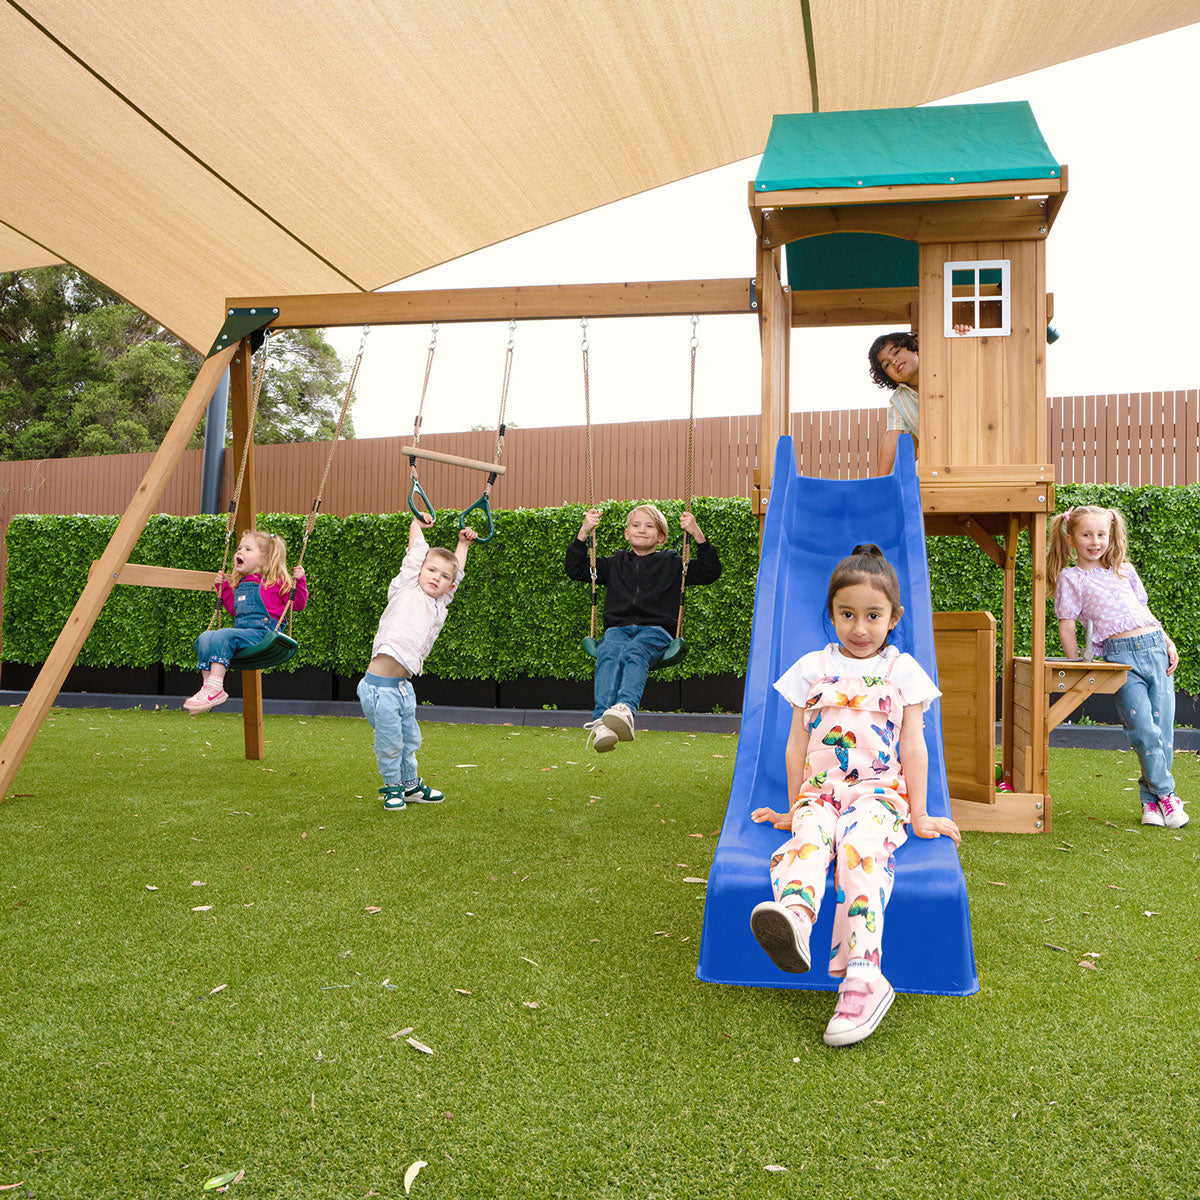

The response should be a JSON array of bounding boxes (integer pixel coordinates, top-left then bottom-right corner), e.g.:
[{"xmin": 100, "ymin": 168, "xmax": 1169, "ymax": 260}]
[{"xmin": 330, "ymin": 24, "xmax": 1200, "ymax": 439}]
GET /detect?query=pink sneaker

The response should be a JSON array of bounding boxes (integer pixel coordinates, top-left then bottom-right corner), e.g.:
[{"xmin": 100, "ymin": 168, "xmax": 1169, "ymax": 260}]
[
  {"xmin": 823, "ymin": 974, "xmax": 895, "ymax": 1047},
  {"xmin": 1157, "ymin": 793, "xmax": 1189, "ymax": 829},
  {"xmin": 184, "ymin": 684, "xmax": 228, "ymax": 714},
  {"xmin": 1141, "ymin": 801, "xmax": 1165, "ymax": 827}
]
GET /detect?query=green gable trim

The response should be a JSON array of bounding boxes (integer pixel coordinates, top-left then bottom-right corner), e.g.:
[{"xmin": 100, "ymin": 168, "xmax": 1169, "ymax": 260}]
[
  {"xmin": 785, "ymin": 233, "xmax": 918, "ymax": 292},
  {"xmin": 756, "ymin": 101, "xmax": 1059, "ymax": 192}
]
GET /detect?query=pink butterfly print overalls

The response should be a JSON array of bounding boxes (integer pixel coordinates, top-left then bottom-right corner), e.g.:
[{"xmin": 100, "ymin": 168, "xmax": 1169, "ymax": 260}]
[{"xmin": 769, "ymin": 647, "xmax": 911, "ymax": 978}]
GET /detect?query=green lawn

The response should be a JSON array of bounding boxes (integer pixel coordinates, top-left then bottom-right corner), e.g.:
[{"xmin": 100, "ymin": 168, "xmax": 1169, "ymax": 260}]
[{"xmin": 1, "ymin": 709, "xmax": 1197, "ymax": 1199}]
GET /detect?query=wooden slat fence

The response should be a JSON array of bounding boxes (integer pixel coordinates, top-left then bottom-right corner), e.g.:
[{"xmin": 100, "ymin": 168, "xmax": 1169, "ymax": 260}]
[{"xmin": 0, "ymin": 389, "xmax": 1194, "ymax": 653}]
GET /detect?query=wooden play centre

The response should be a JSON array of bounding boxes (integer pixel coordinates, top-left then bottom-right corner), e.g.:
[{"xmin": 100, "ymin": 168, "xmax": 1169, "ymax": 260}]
[{"xmin": 0, "ymin": 101, "xmax": 1105, "ymax": 831}]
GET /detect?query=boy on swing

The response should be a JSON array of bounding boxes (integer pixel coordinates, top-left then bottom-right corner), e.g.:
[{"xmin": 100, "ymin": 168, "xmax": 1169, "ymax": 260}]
[{"xmin": 566, "ymin": 503, "xmax": 721, "ymax": 752}]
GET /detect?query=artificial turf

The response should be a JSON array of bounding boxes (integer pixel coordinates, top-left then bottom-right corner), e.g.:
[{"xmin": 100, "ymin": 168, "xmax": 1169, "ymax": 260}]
[{"xmin": 1, "ymin": 708, "xmax": 1197, "ymax": 1199}]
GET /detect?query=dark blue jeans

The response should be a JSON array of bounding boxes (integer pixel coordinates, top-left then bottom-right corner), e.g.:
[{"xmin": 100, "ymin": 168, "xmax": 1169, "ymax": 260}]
[
  {"xmin": 1104, "ymin": 629, "xmax": 1176, "ymax": 804},
  {"xmin": 592, "ymin": 624, "xmax": 672, "ymax": 720}
]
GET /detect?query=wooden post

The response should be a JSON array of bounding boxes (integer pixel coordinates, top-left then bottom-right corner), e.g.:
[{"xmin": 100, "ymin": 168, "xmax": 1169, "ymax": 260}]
[
  {"xmin": 0, "ymin": 345, "xmax": 239, "ymax": 800},
  {"xmin": 1029, "ymin": 512, "xmax": 1049, "ymax": 829},
  {"xmin": 228, "ymin": 342, "xmax": 265, "ymax": 761},
  {"xmin": 757, "ymin": 241, "xmax": 790, "ymax": 525},
  {"xmin": 1000, "ymin": 514, "xmax": 1019, "ymax": 788}
]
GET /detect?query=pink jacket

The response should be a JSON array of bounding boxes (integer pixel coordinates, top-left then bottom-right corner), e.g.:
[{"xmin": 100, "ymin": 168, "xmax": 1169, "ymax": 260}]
[{"xmin": 220, "ymin": 573, "xmax": 309, "ymax": 620}]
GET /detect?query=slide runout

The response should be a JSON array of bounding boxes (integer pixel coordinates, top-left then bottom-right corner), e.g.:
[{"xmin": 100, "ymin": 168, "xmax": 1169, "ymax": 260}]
[{"xmin": 697, "ymin": 435, "xmax": 978, "ymax": 996}]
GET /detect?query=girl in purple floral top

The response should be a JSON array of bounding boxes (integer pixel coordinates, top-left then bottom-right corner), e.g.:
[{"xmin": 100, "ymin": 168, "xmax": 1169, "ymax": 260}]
[{"xmin": 1048, "ymin": 506, "xmax": 1184, "ymax": 828}]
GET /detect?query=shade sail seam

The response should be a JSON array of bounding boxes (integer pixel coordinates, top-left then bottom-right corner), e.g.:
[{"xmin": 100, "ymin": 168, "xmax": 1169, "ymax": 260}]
[
  {"xmin": 0, "ymin": 215, "xmax": 67, "ymax": 269},
  {"xmin": 4, "ymin": 0, "xmax": 368, "ymax": 295},
  {"xmin": 800, "ymin": 0, "xmax": 819, "ymax": 112}
]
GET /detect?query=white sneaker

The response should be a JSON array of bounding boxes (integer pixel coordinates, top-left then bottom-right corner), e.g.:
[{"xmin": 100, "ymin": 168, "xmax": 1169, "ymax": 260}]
[
  {"xmin": 1157, "ymin": 793, "xmax": 1189, "ymax": 829},
  {"xmin": 1141, "ymin": 801, "xmax": 1165, "ymax": 827},
  {"xmin": 749, "ymin": 900, "xmax": 812, "ymax": 974},
  {"xmin": 584, "ymin": 719, "xmax": 619, "ymax": 753},
  {"xmin": 601, "ymin": 703, "xmax": 636, "ymax": 742},
  {"xmin": 823, "ymin": 974, "xmax": 895, "ymax": 1047}
]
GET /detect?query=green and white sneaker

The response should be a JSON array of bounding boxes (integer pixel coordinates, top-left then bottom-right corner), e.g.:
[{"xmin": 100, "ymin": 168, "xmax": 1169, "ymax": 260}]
[
  {"xmin": 404, "ymin": 779, "xmax": 445, "ymax": 804},
  {"xmin": 380, "ymin": 785, "xmax": 407, "ymax": 811}
]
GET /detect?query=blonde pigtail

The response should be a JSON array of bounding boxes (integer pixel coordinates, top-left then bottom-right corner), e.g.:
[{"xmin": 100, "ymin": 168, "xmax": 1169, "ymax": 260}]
[{"xmin": 1046, "ymin": 512, "xmax": 1073, "ymax": 589}]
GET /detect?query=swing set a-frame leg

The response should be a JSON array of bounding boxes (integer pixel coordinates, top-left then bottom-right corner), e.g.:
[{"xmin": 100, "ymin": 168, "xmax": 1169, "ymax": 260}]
[{"xmin": 0, "ymin": 344, "xmax": 240, "ymax": 801}]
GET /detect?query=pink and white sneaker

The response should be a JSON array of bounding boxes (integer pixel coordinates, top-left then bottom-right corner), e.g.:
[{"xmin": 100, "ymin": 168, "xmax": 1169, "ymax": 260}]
[
  {"xmin": 1157, "ymin": 793, "xmax": 1189, "ymax": 829},
  {"xmin": 749, "ymin": 900, "xmax": 812, "ymax": 974},
  {"xmin": 823, "ymin": 974, "xmax": 895, "ymax": 1047},
  {"xmin": 1141, "ymin": 801, "xmax": 1165, "ymax": 827},
  {"xmin": 184, "ymin": 683, "xmax": 228, "ymax": 714}
]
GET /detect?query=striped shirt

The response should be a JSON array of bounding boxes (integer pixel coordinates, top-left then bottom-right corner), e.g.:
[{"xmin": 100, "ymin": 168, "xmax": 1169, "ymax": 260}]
[{"xmin": 885, "ymin": 383, "xmax": 919, "ymax": 436}]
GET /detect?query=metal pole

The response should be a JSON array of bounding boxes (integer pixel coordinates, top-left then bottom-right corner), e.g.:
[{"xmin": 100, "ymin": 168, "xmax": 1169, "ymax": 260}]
[{"xmin": 199, "ymin": 368, "xmax": 229, "ymax": 513}]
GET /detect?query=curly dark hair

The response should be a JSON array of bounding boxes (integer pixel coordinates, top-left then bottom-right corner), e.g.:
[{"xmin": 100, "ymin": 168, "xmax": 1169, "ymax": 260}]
[{"xmin": 867, "ymin": 331, "xmax": 918, "ymax": 390}]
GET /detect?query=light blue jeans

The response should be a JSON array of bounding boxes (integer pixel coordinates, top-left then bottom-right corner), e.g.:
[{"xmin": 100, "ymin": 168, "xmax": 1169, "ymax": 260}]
[
  {"xmin": 592, "ymin": 624, "xmax": 672, "ymax": 719},
  {"xmin": 357, "ymin": 673, "xmax": 421, "ymax": 788},
  {"xmin": 1103, "ymin": 630, "xmax": 1176, "ymax": 804}
]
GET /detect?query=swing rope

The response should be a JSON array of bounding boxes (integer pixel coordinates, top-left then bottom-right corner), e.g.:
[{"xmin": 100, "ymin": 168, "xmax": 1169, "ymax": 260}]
[
  {"xmin": 459, "ymin": 319, "xmax": 515, "ymax": 542},
  {"xmin": 272, "ymin": 324, "xmax": 369, "ymax": 632},
  {"xmin": 406, "ymin": 323, "xmax": 438, "ymax": 521},
  {"xmin": 581, "ymin": 318, "xmax": 599, "ymax": 643},
  {"xmin": 675, "ymin": 313, "xmax": 699, "ymax": 640}
]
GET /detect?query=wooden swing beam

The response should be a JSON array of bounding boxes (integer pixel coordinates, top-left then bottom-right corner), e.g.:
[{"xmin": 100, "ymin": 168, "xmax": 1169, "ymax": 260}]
[{"xmin": 0, "ymin": 277, "xmax": 759, "ymax": 801}]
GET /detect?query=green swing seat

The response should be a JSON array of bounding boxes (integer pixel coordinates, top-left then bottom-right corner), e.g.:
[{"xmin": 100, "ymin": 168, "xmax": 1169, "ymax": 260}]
[
  {"xmin": 581, "ymin": 635, "xmax": 688, "ymax": 670},
  {"xmin": 230, "ymin": 630, "xmax": 299, "ymax": 672}
]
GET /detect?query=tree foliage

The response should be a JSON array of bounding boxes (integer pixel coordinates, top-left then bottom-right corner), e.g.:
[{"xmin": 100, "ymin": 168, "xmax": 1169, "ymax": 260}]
[{"xmin": 0, "ymin": 267, "xmax": 351, "ymax": 459}]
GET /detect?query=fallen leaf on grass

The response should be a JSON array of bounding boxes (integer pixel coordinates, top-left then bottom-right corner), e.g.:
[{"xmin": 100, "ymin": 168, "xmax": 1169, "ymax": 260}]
[
  {"xmin": 0, "ymin": 1184, "xmax": 27, "ymax": 1192},
  {"xmin": 687, "ymin": 833, "xmax": 704, "ymax": 839},
  {"xmin": 763, "ymin": 1164, "xmax": 787, "ymax": 1172},
  {"xmin": 1144, "ymin": 911, "xmax": 1160, "ymax": 917},
  {"xmin": 404, "ymin": 1160, "xmax": 428, "ymax": 1195},
  {"xmin": 455, "ymin": 764, "xmax": 478, "ymax": 769},
  {"xmin": 1107, "ymin": 884, "xmax": 1127, "ymax": 891},
  {"xmin": 682, "ymin": 877, "xmax": 707, "ymax": 884},
  {"xmin": 987, "ymin": 881, "xmax": 1007, "ymax": 887},
  {"xmin": 1043, "ymin": 943, "xmax": 1067, "ymax": 953},
  {"xmin": 145, "ymin": 884, "xmax": 159, "ymax": 891},
  {"xmin": 209, "ymin": 983, "xmax": 227, "ymax": 994},
  {"xmin": 1078, "ymin": 960, "xmax": 1098, "ymax": 970},
  {"xmin": 192, "ymin": 905, "xmax": 213, "ymax": 912},
  {"xmin": 192, "ymin": 881, "xmax": 207, "ymax": 887},
  {"xmin": 389, "ymin": 1027, "xmax": 415, "ymax": 1039},
  {"xmin": 523, "ymin": 1000, "xmax": 540, "ymax": 1009},
  {"xmin": 365, "ymin": 906, "xmax": 382, "ymax": 915},
  {"xmin": 406, "ymin": 1037, "xmax": 434, "ymax": 1055},
  {"xmin": 520, "ymin": 956, "xmax": 539, "ymax": 967},
  {"xmin": 454, "ymin": 988, "xmax": 472, "ymax": 995},
  {"xmin": 203, "ymin": 1169, "xmax": 243, "ymax": 1190}
]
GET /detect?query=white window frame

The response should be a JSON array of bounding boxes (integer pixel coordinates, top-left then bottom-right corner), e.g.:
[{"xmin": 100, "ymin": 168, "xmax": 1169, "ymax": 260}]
[{"xmin": 944, "ymin": 259, "xmax": 1010, "ymax": 337}]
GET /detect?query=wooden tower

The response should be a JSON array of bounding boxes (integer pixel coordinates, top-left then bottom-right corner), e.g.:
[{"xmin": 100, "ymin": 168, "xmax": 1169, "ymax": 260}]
[{"xmin": 749, "ymin": 101, "xmax": 1126, "ymax": 832}]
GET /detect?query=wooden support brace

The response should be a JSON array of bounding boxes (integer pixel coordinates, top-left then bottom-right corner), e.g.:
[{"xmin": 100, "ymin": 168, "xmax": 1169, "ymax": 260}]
[
  {"xmin": 0, "ymin": 345, "xmax": 239, "ymax": 800},
  {"xmin": 90, "ymin": 561, "xmax": 216, "ymax": 591},
  {"xmin": 400, "ymin": 446, "xmax": 508, "ymax": 475},
  {"xmin": 954, "ymin": 516, "xmax": 1006, "ymax": 569}
]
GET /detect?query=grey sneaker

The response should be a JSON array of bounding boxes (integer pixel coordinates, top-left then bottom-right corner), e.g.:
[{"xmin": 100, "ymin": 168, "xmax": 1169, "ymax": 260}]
[
  {"xmin": 380, "ymin": 785, "xmax": 407, "ymax": 811},
  {"xmin": 750, "ymin": 900, "xmax": 812, "ymax": 974},
  {"xmin": 584, "ymin": 718, "xmax": 619, "ymax": 752},
  {"xmin": 601, "ymin": 703, "xmax": 636, "ymax": 742},
  {"xmin": 1157, "ymin": 793, "xmax": 1189, "ymax": 829},
  {"xmin": 404, "ymin": 779, "xmax": 445, "ymax": 804}
]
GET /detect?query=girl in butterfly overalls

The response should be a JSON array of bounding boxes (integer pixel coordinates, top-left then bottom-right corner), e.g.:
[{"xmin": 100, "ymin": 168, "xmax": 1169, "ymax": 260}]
[{"xmin": 750, "ymin": 544, "xmax": 960, "ymax": 1047}]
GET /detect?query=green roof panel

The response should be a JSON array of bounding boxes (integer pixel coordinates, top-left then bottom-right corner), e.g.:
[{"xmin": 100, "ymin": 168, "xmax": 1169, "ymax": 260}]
[{"xmin": 755, "ymin": 101, "xmax": 1060, "ymax": 193}]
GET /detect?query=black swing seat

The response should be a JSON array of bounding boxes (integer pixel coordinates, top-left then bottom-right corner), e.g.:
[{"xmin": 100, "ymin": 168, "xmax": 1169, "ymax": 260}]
[
  {"xmin": 581, "ymin": 635, "xmax": 688, "ymax": 670},
  {"xmin": 230, "ymin": 631, "xmax": 298, "ymax": 672}
]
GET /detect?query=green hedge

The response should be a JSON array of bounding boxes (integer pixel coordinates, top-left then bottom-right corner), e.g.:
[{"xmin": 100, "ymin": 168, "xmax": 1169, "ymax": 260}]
[{"xmin": 5, "ymin": 485, "xmax": 1197, "ymax": 693}]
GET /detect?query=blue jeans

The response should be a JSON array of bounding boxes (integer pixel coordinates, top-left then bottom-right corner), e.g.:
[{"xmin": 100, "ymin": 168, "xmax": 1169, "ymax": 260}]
[
  {"xmin": 592, "ymin": 624, "xmax": 672, "ymax": 719},
  {"xmin": 1104, "ymin": 630, "xmax": 1176, "ymax": 804},
  {"xmin": 195, "ymin": 619, "xmax": 271, "ymax": 671},
  {"xmin": 357, "ymin": 673, "xmax": 421, "ymax": 787}
]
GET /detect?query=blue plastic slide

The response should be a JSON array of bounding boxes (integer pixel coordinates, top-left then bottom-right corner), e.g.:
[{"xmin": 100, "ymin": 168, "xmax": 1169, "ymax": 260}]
[{"xmin": 697, "ymin": 435, "xmax": 978, "ymax": 996}]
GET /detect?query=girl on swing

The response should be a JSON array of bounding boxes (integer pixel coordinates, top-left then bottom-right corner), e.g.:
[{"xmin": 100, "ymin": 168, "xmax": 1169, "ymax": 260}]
[{"xmin": 185, "ymin": 531, "xmax": 308, "ymax": 714}]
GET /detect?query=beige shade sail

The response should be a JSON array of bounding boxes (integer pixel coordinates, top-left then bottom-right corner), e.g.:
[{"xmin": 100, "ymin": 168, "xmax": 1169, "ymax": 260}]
[{"xmin": 2, "ymin": 0, "xmax": 1198, "ymax": 350}]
